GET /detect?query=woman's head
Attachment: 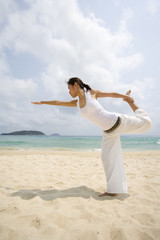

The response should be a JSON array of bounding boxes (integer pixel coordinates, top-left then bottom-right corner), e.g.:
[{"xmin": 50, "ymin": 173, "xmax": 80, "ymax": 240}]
[{"xmin": 67, "ymin": 77, "xmax": 91, "ymax": 98}]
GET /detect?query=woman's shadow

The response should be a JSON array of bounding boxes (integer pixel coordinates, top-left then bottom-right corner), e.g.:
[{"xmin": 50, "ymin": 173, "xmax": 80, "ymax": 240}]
[{"xmin": 11, "ymin": 185, "xmax": 129, "ymax": 201}]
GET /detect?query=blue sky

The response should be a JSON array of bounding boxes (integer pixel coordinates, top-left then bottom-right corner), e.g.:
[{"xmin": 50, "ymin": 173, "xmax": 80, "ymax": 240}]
[{"xmin": 0, "ymin": 0, "xmax": 160, "ymax": 135}]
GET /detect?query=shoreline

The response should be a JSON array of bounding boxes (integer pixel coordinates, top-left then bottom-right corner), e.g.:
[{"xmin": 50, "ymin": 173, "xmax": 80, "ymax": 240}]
[{"xmin": 0, "ymin": 147, "xmax": 160, "ymax": 152}]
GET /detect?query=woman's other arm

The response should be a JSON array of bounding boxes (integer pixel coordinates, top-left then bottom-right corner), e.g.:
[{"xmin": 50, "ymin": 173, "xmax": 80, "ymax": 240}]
[
  {"xmin": 31, "ymin": 100, "xmax": 78, "ymax": 107},
  {"xmin": 91, "ymin": 89, "xmax": 134, "ymax": 102}
]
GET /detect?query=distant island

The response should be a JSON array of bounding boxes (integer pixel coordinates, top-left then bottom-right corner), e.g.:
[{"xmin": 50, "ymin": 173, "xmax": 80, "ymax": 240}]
[
  {"xmin": 1, "ymin": 130, "xmax": 45, "ymax": 136},
  {"xmin": 50, "ymin": 133, "xmax": 60, "ymax": 136}
]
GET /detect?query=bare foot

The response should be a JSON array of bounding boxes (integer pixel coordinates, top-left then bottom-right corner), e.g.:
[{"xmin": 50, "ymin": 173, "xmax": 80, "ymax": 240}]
[
  {"xmin": 123, "ymin": 89, "xmax": 133, "ymax": 102},
  {"xmin": 123, "ymin": 90, "xmax": 138, "ymax": 112},
  {"xmin": 126, "ymin": 89, "xmax": 131, "ymax": 96},
  {"xmin": 99, "ymin": 192, "xmax": 118, "ymax": 197}
]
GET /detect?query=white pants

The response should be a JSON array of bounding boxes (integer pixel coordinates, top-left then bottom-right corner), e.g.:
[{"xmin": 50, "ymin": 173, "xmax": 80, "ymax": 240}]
[{"xmin": 101, "ymin": 108, "xmax": 152, "ymax": 194}]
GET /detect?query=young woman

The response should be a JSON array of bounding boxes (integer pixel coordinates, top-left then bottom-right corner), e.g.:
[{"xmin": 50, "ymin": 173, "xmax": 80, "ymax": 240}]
[{"xmin": 32, "ymin": 77, "xmax": 152, "ymax": 197}]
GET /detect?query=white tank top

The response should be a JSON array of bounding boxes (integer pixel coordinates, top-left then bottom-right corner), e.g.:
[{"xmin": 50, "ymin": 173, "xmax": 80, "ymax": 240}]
[{"xmin": 77, "ymin": 91, "xmax": 119, "ymax": 130}]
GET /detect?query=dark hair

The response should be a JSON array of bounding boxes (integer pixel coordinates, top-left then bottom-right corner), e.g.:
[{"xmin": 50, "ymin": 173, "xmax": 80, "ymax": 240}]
[{"xmin": 67, "ymin": 77, "xmax": 91, "ymax": 91}]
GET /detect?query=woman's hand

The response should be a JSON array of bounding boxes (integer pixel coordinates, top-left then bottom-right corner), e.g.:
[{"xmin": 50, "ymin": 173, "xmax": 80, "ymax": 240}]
[
  {"xmin": 123, "ymin": 95, "xmax": 134, "ymax": 103},
  {"xmin": 31, "ymin": 101, "xmax": 43, "ymax": 105}
]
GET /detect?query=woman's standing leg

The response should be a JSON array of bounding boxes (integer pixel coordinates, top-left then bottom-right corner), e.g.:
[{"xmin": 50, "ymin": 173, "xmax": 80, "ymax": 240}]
[{"xmin": 100, "ymin": 132, "xmax": 128, "ymax": 197}]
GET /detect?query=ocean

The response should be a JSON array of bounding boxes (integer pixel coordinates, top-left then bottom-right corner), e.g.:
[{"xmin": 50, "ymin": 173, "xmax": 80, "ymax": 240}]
[{"xmin": 0, "ymin": 135, "xmax": 160, "ymax": 152}]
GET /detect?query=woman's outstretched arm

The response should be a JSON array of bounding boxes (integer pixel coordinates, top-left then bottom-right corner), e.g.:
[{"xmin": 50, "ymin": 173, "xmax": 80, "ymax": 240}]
[
  {"xmin": 31, "ymin": 100, "xmax": 78, "ymax": 107},
  {"xmin": 92, "ymin": 89, "xmax": 134, "ymax": 102}
]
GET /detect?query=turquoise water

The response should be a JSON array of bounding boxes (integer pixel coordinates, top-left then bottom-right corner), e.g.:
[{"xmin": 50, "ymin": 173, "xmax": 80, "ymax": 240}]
[{"xmin": 0, "ymin": 135, "xmax": 160, "ymax": 151}]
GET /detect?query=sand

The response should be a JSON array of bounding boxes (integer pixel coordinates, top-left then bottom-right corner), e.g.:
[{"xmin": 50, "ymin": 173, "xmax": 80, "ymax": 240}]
[{"xmin": 0, "ymin": 150, "xmax": 160, "ymax": 240}]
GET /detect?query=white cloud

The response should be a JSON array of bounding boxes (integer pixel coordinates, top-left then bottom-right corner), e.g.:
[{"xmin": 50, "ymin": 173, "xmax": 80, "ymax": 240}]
[{"xmin": 0, "ymin": 0, "xmax": 158, "ymax": 135}]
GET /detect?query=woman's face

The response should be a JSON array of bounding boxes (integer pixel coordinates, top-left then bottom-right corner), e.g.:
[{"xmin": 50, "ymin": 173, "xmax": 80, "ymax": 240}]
[{"xmin": 68, "ymin": 84, "xmax": 78, "ymax": 98}]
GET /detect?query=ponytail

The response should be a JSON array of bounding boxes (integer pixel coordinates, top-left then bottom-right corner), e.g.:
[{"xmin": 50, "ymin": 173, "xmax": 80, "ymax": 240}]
[
  {"xmin": 83, "ymin": 83, "xmax": 91, "ymax": 91},
  {"xmin": 67, "ymin": 77, "xmax": 91, "ymax": 92}
]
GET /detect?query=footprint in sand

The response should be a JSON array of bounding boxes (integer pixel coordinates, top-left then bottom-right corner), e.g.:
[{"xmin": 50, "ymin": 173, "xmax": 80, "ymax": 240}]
[
  {"xmin": 110, "ymin": 228, "xmax": 127, "ymax": 240},
  {"xmin": 0, "ymin": 206, "xmax": 20, "ymax": 215},
  {"xmin": 31, "ymin": 217, "xmax": 41, "ymax": 229}
]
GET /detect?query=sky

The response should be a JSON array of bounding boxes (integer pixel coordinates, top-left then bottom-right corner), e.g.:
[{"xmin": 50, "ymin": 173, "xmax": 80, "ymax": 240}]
[{"xmin": 0, "ymin": 0, "xmax": 160, "ymax": 136}]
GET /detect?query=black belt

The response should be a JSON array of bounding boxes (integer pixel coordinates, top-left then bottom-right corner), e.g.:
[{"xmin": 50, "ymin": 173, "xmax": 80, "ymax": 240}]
[{"xmin": 104, "ymin": 116, "xmax": 121, "ymax": 133}]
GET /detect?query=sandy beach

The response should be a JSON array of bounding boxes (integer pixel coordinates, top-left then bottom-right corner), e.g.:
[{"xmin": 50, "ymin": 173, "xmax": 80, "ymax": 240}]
[{"xmin": 0, "ymin": 150, "xmax": 160, "ymax": 240}]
